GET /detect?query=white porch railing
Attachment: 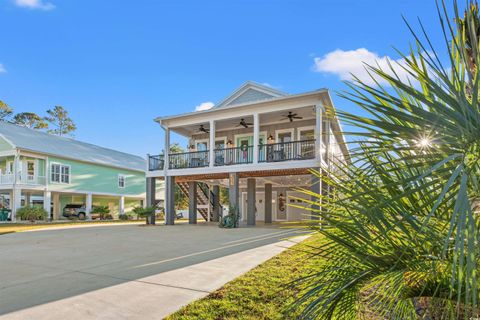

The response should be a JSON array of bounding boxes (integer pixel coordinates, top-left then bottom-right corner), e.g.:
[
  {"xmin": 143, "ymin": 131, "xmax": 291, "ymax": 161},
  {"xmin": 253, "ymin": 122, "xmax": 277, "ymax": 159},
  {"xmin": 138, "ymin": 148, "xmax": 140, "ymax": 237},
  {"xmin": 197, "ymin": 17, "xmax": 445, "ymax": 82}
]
[
  {"xmin": 0, "ymin": 174, "xmax": 14, "ymax": 185},
  {"xmin": 0, "ymin": 174, "xmax": 46, "ymax": 185}
]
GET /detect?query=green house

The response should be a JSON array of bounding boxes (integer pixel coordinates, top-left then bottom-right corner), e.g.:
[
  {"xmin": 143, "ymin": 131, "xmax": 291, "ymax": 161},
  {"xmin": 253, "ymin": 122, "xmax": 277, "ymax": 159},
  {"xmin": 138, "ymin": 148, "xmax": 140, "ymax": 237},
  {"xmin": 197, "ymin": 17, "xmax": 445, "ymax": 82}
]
[{"xmin": 0, "ymin": 122, "xmax": 146, "ymax": 221}]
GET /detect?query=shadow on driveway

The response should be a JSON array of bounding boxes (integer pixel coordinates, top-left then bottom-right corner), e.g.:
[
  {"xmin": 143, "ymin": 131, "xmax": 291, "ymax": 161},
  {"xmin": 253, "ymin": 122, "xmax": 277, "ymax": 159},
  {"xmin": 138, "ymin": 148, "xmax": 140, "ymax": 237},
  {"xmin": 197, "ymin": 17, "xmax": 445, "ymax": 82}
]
[{"xmin": 0, "ymin": 223, "xmax": 308, "ymax": 316}]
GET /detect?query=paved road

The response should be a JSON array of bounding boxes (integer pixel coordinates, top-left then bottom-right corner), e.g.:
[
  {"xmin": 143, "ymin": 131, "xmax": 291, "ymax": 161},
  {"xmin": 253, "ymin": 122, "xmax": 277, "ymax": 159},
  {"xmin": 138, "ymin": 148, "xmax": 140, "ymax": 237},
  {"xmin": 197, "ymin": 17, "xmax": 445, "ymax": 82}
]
[{"xmin": 0, "ymin": 223, "xmax": 307, "ymax": 319}]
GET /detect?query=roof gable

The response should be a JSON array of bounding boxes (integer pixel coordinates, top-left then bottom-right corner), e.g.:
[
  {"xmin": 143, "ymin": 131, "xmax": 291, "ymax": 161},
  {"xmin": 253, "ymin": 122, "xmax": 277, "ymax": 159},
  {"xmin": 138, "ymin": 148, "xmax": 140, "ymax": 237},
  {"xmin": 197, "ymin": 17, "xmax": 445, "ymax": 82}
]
[
  {"xmin": 214, "ymin": 81, "xmax": 287, "ymax": 109},
  {"xmin": 0, "ymin": 122, "xmax": 145, "ymax": 172}
]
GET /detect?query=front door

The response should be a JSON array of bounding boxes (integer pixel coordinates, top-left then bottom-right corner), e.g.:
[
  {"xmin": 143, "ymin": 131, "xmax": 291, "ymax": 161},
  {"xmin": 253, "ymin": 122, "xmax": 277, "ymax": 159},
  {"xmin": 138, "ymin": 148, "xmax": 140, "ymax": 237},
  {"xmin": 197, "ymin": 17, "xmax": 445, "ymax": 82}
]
[{"xmin": 235, "ymin": 134, "xmax": 266, "ymax": 163}]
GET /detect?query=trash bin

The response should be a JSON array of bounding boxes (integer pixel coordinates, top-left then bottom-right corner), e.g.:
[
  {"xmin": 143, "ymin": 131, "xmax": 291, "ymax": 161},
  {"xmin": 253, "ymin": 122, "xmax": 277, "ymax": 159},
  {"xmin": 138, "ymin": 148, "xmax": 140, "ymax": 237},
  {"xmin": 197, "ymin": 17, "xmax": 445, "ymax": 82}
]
[{"xmin": 0, "ymin": 208, "xmax": 10, "ymax": 221}]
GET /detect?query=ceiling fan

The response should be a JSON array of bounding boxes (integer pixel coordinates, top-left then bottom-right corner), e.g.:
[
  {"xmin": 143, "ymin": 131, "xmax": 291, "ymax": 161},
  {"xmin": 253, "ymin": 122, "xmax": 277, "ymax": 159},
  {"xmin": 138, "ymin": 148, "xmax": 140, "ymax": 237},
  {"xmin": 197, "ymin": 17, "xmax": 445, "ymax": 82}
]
[
  {"xmin": 197, "ymin": 124, "xmax": 209, "ymax": 133},
  {"xmin": 235, "ymin": 118, "xmax": 253, "ymax": 128},
  {"xmin": 281, "ymin": 111, "xmax": 303, "ymax": 122}
]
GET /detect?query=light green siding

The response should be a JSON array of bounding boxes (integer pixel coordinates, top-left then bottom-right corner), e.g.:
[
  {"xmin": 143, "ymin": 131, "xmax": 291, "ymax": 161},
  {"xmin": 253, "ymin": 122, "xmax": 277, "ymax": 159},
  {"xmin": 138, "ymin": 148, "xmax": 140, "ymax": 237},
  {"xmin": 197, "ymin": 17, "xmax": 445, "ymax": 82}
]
[{"xmin": 48, "ymin": 156, "xmax": 145, "ymax": 196}]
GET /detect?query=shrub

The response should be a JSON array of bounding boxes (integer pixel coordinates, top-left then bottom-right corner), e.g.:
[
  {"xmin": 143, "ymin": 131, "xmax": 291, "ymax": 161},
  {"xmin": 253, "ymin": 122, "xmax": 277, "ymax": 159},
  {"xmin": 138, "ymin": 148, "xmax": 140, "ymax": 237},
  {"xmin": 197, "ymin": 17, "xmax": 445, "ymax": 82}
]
[
  {"xmin": 91, "ymin": 206, "xmax": 111, "ymax": 220},
  {"xmin": 118, "ymin": 214, "xmax": 131, "ymax": 221},
  {"xmin": 132, "ymin": 206, "xmax": 156, "ymax": 224},
  {"xmin": 16, "ymin": 206, "xmax": 47, "ymax": 222}
]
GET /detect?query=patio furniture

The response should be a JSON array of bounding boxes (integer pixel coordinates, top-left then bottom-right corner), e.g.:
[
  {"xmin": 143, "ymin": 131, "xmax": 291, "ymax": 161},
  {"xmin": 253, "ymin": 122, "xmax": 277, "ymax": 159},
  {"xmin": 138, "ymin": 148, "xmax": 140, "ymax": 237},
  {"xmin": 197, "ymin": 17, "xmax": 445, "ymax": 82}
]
[{"xmin": 0, "ymin": 208, "xmax": 10, "ymax": 221}]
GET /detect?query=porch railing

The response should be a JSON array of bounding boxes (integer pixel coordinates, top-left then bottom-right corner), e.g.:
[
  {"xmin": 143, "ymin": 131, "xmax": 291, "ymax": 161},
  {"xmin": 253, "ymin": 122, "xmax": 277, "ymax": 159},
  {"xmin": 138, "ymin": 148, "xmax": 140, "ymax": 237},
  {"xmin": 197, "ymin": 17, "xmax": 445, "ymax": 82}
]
[
  {"xmin": 214, "ymin": 146, "xmax": 253, "ymax": 166},
  {"xmin": 148, "ymin": 154, "xmax": 164, "ymax": 171},
  {"xmin": 147, "ymin": 139, "xmax": 317, "ymax": 171},
  {"xmin": 0, "ymin": 174, "xmax": 46, "ymax": 185},
  {"xmin": 169, "ymin": 150, "xmax": 209, "ymax": 169},
  {"xmin": 259, "ymin": 139, "xmax": 316, "ymax": 162}
]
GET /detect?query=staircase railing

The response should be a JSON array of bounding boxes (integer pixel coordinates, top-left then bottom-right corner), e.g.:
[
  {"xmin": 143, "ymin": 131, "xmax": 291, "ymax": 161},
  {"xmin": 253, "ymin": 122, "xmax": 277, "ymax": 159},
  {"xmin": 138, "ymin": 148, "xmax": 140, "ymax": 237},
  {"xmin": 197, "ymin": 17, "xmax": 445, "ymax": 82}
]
[{"xmin": 198, "ymin": 183, "xmax": 223, "ymax": 219}]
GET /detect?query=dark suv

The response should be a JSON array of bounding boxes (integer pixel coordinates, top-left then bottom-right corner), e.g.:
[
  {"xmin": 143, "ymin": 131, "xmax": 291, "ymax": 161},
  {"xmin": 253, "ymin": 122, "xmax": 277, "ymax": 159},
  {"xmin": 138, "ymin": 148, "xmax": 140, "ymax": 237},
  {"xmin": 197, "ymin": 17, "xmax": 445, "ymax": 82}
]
[{"xmin": 63, "ymin": 204, "xmax": 87, "ymax": 220}]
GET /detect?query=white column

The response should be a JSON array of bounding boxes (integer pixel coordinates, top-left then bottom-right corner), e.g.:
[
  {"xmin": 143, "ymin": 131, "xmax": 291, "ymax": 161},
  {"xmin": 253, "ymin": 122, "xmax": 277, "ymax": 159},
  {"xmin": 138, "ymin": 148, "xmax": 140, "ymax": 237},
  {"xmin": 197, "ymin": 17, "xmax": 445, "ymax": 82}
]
[
  {"xmin": 209, "ymin": 120, "xmax": 215, "ymax": 167},
  {"xmin": 164, "ymin": 127, "xmax": 170, "ymax": 173},
  {"xmin": 119, "ymin": 196, "xmax": 125, "ymax": 215},
  {"xmin": 43, "ymin": 191, "xmax": 52, "ymax": 221},
  {"xmin": 253, "ymin": 113, "xmax": 259, "ymax": 164},
  {"xmin": 12, "ymin": 188, "xmax": 21, "ymax": 222},
  {"xmin": 13, "ymin": 153, "xmax": 20, "ymax": 184},
  {"xmin": 86, "ymin": 193, "xmax": 92, "ymax": 220},
  {"xmin": 315, "ymin": 105, "xmax": 323, "ymax": 163},
  {"xmin": 52, "ymin": 192, "xmax": 60, "ymax": 220}
]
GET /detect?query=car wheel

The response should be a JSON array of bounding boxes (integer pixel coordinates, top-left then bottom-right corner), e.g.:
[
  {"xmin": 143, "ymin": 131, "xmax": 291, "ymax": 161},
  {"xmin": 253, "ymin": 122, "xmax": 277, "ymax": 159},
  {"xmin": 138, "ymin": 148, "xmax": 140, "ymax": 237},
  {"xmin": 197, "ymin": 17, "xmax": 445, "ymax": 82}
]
[{"xmin": 78, "ymin": 213, "xmax": 86, "ymax": 220}]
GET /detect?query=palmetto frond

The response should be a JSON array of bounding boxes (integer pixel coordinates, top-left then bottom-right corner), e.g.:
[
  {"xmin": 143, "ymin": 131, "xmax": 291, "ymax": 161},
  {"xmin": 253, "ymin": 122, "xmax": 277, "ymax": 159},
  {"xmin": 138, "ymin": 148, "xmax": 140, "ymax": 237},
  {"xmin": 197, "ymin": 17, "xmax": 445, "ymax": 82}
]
[{"xmin": 293, "ymin": 1, "xmax": 480, "ymax": 319}]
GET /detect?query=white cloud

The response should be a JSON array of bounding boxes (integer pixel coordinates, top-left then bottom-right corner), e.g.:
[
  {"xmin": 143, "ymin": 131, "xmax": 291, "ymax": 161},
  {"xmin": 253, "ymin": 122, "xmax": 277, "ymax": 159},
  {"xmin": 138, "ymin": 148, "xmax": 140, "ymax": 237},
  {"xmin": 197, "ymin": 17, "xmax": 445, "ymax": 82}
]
[
  {"xmin": 14, "ymin": 0, "xmax": 55, "ymax": 10},
  {"xmin": 195, "ymin": 102, "xmax": 214, "ymax": 111},
  {"xmin": 313, "ymin": 48, "xmax": 412, "ymax": 86},
  {"xmin": 0, "ymin": 64, "xmax": 6, "ymax": 73}
]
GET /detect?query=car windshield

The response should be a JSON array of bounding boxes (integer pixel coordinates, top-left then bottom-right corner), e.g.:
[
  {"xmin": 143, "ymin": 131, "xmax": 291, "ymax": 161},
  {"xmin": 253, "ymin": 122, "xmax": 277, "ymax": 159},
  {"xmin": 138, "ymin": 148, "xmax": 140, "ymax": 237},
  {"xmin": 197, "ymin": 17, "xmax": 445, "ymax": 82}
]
[{"xmin": 65, "ymin": 204, "xmax": 82, "ymax": 208}]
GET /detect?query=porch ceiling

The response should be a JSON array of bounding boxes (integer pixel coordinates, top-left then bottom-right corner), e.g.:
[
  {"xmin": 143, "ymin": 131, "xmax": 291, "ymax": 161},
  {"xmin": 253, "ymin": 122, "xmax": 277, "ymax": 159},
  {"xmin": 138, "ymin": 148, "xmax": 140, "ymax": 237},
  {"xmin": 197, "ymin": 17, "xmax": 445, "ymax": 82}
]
[
  {"xmin": 174, "ymin": 168, "xmax": 314, "ymax": 188},
  {"xmin": 170, "ymin": 106, "xmax": 316, "ymax": 137}
]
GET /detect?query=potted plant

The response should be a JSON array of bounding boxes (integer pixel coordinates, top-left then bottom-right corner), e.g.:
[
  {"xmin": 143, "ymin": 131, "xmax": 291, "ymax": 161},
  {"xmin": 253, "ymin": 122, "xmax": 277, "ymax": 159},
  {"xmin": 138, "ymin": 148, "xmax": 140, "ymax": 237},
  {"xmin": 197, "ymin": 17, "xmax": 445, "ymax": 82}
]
[
  {"xmin": 219, "ymin": 205, "xmax": 238, "ymax": 228},
  {"xmin": 16, "ymin": 206, "xmax": 47, "ymax": 222}
]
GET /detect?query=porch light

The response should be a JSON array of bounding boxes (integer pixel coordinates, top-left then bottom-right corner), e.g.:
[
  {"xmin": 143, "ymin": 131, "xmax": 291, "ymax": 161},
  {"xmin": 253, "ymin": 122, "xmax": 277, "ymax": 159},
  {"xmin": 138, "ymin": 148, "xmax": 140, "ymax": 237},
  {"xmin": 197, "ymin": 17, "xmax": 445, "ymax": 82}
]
[
  {"xmin": 227, "ymin": 140, "xmax": 233, "ymax": 147},
  {"xmin": 267, "ymin": 135, "xmax": 275, "ymax": 143}
]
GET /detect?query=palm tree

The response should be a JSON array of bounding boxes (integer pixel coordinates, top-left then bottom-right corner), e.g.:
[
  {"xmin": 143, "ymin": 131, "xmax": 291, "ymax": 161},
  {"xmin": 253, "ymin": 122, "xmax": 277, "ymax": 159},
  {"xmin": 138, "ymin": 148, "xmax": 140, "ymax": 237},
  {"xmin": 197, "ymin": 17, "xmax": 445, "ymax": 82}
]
[{"xmin": 294, "ymin": 1, "xmax": 480, "ymax": 318}]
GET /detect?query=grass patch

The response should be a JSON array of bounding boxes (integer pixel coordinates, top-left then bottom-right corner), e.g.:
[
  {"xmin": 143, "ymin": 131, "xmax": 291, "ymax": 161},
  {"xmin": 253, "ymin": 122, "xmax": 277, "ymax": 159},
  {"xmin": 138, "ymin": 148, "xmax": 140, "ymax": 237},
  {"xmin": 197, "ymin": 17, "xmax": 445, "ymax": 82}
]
[
  {"xmin": 0, "ymin": 220, "xmax": 144, "ymax": 234},
  {"xmin": 166, "ymin": 233, "xmax": 325, "ymax": 320}
]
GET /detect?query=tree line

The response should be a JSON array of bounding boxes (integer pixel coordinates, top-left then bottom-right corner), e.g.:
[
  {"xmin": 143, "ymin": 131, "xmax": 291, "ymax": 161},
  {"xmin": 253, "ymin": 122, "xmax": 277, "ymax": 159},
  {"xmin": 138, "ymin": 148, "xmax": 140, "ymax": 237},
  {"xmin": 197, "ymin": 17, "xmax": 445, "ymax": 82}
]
[{"xmin": 0, "ymin": 99, "xmax": 76, "ymax": 137}]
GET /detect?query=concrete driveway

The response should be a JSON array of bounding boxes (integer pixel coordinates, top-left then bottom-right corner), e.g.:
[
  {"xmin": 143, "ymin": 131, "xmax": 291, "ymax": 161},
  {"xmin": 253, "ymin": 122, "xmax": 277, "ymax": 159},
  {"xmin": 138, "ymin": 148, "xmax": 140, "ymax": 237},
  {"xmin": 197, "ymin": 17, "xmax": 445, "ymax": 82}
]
[{"xmin": 0, "ymin": 223, "xmax": 307, "ymax": 319}]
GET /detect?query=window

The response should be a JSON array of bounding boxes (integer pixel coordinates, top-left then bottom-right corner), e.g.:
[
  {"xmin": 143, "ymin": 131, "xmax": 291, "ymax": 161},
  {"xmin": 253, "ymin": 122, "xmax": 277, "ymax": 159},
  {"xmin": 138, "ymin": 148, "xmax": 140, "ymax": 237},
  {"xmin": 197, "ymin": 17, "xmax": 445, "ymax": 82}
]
[
  {"xmin": 51, "ymin": 164, "xmax": 70, "ymax": 184},
  {"xmin": 118, "ymin": 175, "xmax": 126, "ymax": 188},
  {"xmin": 6, "ymin": 161, "xmax": 13, "ymax": 174}
]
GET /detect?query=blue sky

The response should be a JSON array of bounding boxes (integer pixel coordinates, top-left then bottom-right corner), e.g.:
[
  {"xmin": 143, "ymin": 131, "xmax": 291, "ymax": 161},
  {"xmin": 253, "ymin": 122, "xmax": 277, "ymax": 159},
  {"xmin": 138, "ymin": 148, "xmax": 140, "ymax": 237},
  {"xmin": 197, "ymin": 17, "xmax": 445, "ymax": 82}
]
[{"xmin": 0, "ymin": 0, "xmax": 447, "ymax": 156}]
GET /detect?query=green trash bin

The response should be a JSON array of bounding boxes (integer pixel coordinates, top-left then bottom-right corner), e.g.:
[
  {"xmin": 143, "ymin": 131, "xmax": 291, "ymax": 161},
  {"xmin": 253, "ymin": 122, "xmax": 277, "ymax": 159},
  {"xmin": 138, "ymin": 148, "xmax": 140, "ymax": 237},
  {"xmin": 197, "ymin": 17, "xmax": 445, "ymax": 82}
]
[{"xmin": 0, "ymin": 208, "xmax": 9, "ymax": 221}]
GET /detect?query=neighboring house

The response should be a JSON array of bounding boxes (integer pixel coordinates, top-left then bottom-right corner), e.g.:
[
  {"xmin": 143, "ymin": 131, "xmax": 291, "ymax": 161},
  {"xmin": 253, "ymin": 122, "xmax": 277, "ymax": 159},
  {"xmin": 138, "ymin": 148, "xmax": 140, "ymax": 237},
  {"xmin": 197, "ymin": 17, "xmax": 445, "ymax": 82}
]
[
  {"xmin": 147, "ymin": 81, "xmax": 349, "ymax": 225},
  {"xmin": 0, "ymin": 122, "xmax": 146, "ymax": 221}
]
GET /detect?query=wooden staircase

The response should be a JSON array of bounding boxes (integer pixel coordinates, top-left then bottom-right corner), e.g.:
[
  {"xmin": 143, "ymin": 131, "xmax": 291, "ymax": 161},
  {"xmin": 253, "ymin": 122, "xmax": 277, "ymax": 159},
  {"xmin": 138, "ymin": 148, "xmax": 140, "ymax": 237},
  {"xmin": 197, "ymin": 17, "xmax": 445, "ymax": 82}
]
[{"xmin": 176, "ymin": 181, "xmax": 219, "ymax": 221}]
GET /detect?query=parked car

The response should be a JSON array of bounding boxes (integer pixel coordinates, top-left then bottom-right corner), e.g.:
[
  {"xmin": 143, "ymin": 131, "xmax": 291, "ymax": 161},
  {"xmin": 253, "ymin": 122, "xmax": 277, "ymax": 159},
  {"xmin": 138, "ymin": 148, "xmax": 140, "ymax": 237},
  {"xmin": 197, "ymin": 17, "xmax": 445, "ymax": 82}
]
[{"xmin": 63, "ymin": 204, "xmax": 100, "ymax": 220}]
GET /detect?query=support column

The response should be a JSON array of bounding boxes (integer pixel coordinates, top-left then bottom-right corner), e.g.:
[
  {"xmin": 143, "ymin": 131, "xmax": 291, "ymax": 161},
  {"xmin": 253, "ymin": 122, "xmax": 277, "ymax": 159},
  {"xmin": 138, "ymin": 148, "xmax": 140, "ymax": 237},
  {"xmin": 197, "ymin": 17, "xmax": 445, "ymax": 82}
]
[
  {"xmin": 43, "ymin": 191, "xmax": 52, "ymax": 221},
  {"xmin": 119, "ymin": 196, "xmax": 125, "ymax": 215},
  {"xmin": 165, "ymin": 176, "xmax": 175, "ymax": 225},
  {"xmin": 164, "ymin": 127, "xmax": 170, "ymax": 173},
  {"xmin": 315, "ymin": 104, "xmax": 323, "ymax": 163},
  {"xmin": 86, "ymin": 193, "xmax": 92, "ymax": 220},
  {"xmin": 12, "ymin": 188, "xmax": 21, "ymax": 222},
  {"xmin": 264, "ymin": 183, "xmax": 272, "ymax": 224},
  {"xmin": 146, "ymin": 177, "xmax": 156, "ymax": 224},
  {"xmin": 212, "ymin": 185, "xmax": 220, "ymax": 222},
  {"xmin": 52, "ymin": 192, "xmax": 60, "ymax": 220},
  {"xmin": 247, "ymin": 178, "xmax": 256, "ymax": 226},
  {"xmin": 25, "ymin": 193, "xmax": 31, "ymax": 207},
  {"xmin": 253, "ymin": 113, "xmax": 259, "ymax": 164},
  {"xmin": 209, "ymin": 120, "xmax": 215, "ymax": 167},
  {"xmin": 188, "ymin": 181, "xmax": 197, "ymax": 224},
  {"xmin": 228, "ymin": 172, "xmax": 239, "ymax": 226},
  {"xmin": 311, "ymin": 170, "xmax": 321, "ymax": 221}
]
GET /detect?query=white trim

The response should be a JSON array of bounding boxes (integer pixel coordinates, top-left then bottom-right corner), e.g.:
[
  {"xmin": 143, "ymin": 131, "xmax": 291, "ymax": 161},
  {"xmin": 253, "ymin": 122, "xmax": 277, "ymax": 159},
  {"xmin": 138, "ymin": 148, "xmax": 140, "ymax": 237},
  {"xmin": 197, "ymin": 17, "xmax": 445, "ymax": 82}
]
[
  {"xmin": 275, "ymin": 128, "xmax": 295, "ymax": 142},
  {"xmin": 50, "ymin": 162, "xmax": 71, "ymax": 185},
  {"xmin": 194, "ymin": 138, "xmax": 209, "ymax": 151},
  {"xmin": 240, "ymin": 191, "xmax": 277, "ymax": 222},
  {"xmin": 213, "ymin": 136, "xmax": 227, "ymax": 149},
  {"xmin": 233, "ymin": 131, "xmax": 267, "ymax": 147},
  {"xmin": 296, "ymin": 126, "xmax": 315, "ymax": 141}
]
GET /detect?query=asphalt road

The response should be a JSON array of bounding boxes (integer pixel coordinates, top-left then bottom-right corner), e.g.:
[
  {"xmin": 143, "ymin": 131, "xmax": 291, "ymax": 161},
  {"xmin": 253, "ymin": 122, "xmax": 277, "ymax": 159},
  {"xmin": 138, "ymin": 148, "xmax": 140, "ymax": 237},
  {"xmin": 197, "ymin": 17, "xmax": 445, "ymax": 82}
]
[{"xmin": 0, "ymin": 223, "xmax": 307, "ymax": 319}]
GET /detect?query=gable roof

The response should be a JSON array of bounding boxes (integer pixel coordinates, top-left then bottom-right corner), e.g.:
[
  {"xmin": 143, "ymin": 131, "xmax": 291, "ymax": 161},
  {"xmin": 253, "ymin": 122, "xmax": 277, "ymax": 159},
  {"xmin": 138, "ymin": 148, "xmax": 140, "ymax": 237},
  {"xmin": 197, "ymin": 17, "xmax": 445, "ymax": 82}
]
[
  {"xmin": 214, "ymin": 81, "xmax": 288, "ymax": 109},
  {"xmin": 0, "ymin": 122, "xmax": 145, "ymax": 172}
]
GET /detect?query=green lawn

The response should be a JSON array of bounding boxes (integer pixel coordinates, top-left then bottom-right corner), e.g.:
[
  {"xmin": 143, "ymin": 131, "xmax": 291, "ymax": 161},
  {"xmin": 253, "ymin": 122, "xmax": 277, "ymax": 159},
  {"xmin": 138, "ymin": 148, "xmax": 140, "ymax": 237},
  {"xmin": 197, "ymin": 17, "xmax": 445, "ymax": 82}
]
[
  {"xmin": 0, "ymin": 220, "xmax": 144, "ymax": 234},
  {"xmin": 166, "ymin": 233, "xmax": 324, "ymax": 320}
]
